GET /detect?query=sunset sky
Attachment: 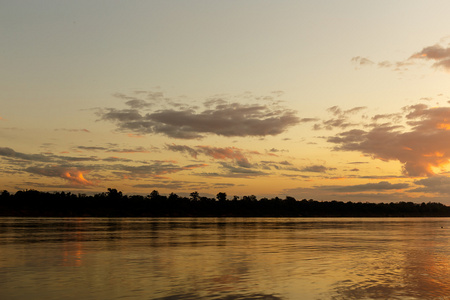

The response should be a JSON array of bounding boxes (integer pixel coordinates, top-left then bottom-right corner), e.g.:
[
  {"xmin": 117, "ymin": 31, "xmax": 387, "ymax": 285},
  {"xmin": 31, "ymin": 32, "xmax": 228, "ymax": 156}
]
[{"xmin": 2, "ymin": 1, "xmax": 450, "ymax": 203}]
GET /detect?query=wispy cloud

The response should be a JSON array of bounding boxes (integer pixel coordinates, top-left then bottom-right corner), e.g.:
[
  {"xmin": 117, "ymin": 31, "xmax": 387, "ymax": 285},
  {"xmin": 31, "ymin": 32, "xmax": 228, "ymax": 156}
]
[
  {"xmin": 313, "ymin": 106, "xmax": 366, "ymax": 131},
  {"xmin": 319, "ymin": 181, "xmax": 410, "ymax": 192},
  {"xmin": 166, "ymin": 144, "xmax": 254, "ymax": 168},
  {"xmin": 77, "ymin": 145, "xmax": 152, "ymax": 153},
  {"xmin": 112, "ymin": 162, "xmax": 208, "ymax": 180},
  {"xmin": 353, "ymin": 39, "xmax": 450, "ymax": 72},
  {"xmin": 301, "ymin": 165, "xmax": 330, "ymax": 173},
  {"xmin": 351, "ymin": 56, "xmax": 375, "ymax": 68},
  {"xmin": 56, "ymin": 129, "xmax": 91, "ymax": 133},
  {"xmin": 0, "ymin": 147, "xmax": 55, "ymax": 162}
]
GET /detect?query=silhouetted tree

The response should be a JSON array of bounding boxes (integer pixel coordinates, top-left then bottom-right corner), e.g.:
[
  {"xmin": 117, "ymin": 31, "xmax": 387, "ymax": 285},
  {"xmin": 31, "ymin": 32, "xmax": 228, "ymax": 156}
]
[
  {"xmin": 190, "ymin": 191, "xmax": 200, "ymax": 201},
  {"xmin": 107, "ymin": 188, "xmax": 122, "ymax": 199},
  {"xmin": 149, "ymin": 190, "xmax": 160, "ymax": 201},
  {"xmin": 216, "ymin": 192, "xmax": 227, "ymax": 202}
]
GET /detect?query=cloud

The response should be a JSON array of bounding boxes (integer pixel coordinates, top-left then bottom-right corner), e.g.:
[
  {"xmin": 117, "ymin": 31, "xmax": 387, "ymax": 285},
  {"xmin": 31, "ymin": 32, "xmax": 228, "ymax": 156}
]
[
  {"xmin": 0, "ymin": 147, "xmax": 98, "ymax": 164},
  {"xmin": 113, "ymin": 162, "xmax": 208, "ymax": 179},
  {"xmin": 77, "ymin": 145, "xmax": 152, "ymax": 153},
  {"xmin": 132, "ymin": 180, "xmax": 235, "ymax": 191},
  {"xmin": 411, "ymin": 176, "xmax": 450, "ymax": 195},
  {"xmin": 102, "ymin": 157, "xmax": 133, "ymax": 163},
  {"xmin": 166, "ymin": 144, "xmax": 254, "ymax": 168},
  {"xmin": 301, "ymin": 165, "xmax": 329, "ymax": 173},
  {"xmin": 354, "ymin": 39, "xmax": 450, "ymax": 72},
  {"xmin": 409, "ymin": 44, "xmax": 450, "ymax": 71},
  {"xmin": 327, "ymin": 104, "xmax": 450, "ymax": 177},
  {"xmin": 196, "ymin": 146, "xmax": 252, "ymax": 168},
  {"xmin": 166, "ymin": 144, "xmax": 199, "ymax": 158},
  {"xmin": 351, "ymin": 56, "xmax": 375, "ymax": 67},
  {"xmin": 0, "ymin": 147, "xmax": 55, "ymax": 162},
  {"xmin": 99, "ymin": 95, "xmax": 300, "ymax": 139},
  {"xmin": 56, "ymin": 129, "xmax": 90, "ymax": 133},
  {"xmin": 319, "ymin": 181, "xmax": 409, "ymax": 192},
  {"xmin": 313, "ymin": 106, "xmax": 366, "ymax": 130},
  {"xmin": 25, "ymin": 166, "xmax": 95, "ymax": 186},
  {"xmin": 197, "ymin": 162, "xmax": 268, "ymax": 178},
  {"xmin": 77, "ymin": 146, "xmax": 109, "ymax": 151}
]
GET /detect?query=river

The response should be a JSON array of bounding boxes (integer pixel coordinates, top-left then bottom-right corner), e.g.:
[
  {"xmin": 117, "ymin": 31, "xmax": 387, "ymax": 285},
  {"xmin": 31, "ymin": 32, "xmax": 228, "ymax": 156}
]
[{"xmin": 1, "ymin": 217, "xmax": 450, "ymax": 299}]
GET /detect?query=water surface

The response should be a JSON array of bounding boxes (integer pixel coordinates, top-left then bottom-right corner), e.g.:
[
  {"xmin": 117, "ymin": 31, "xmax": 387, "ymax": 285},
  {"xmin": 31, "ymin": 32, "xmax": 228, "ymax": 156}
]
[{"xmin": 1, "ymin": 217, "xmax": 450, "ymax": 299}]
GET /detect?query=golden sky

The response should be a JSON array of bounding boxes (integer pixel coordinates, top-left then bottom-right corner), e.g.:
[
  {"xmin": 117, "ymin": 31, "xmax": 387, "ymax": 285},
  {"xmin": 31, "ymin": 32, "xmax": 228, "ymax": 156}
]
[{"xmin": 2, "ymin": 1, "xmax": 450, "ymax": 203}]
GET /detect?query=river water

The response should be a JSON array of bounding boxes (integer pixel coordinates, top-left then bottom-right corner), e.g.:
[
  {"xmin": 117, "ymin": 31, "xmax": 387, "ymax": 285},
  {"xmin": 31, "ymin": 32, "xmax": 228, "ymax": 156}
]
[{"xmin": 1, "ymin": 217, "xmax": 450, "ymax": 300}]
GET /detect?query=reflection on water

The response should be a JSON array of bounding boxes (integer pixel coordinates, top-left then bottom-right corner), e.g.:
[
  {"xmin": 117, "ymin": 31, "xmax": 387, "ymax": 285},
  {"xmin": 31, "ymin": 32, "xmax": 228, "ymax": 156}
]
[{"xmin": 1, "ymin": 218, "xmax": 450, "ymax": 299}]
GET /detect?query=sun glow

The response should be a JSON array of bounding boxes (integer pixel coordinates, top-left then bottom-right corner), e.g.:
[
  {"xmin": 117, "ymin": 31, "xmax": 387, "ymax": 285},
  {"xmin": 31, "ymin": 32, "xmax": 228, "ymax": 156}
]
[
  {"xmin": 63, "ymin": 171, "xmax": 94, "ymax": 186},
  {"xmin": 437, "ymin": 123, "xmax": 450, "ymax": 130},
  {"xmin": 423, "ymin": 152, "xmax": 445, "ymax": 158}
]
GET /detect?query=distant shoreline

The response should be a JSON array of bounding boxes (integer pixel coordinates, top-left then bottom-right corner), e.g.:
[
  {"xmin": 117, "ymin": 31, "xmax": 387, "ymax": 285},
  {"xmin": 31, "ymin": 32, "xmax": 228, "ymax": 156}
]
[{"xmin": 1, "ymin": 189, "xmax": 450, "ymax": 218}]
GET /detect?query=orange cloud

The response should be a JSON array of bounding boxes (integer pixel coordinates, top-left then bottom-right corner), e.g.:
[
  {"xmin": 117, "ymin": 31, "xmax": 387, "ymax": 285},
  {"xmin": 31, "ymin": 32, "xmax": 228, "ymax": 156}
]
[
  {"xmin": 62, "ymin": 170, "xmax": 94, "ymax": 186},
  {"xmin": 25, "ymin": 166, "xmax": 95, "ymax": 186},
  {"xmin": 328, "ymin": 105, "xmax": 450, "ymax": 177},
  {"xmin": 197, "ymin": 146, "xmax": 253, "ymax": 168}
]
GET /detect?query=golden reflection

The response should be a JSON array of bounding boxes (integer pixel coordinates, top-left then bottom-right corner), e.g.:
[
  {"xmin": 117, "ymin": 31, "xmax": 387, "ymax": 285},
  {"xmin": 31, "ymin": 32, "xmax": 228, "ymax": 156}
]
[{"xmin": 62, "ymin": 219, "xmax": 85, "ymax": 267}]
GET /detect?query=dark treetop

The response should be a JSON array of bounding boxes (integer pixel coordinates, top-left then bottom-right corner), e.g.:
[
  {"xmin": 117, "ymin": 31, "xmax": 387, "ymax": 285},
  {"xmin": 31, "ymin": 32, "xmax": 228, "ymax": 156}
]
[{"xmin": 1, "ymin": 189, "xmax": 449, "ymax": 217}]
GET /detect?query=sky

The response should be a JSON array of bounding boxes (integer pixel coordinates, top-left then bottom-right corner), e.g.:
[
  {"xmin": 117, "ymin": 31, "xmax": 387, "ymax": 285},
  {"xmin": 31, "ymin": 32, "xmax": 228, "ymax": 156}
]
[{"xmin": 2, "ymin": 1, "xmax": 450, "ymax": 203}]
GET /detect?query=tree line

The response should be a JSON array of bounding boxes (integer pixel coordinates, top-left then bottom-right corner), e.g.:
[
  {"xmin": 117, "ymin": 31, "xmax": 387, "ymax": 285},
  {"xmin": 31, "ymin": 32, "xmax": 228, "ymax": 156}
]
[{"xmin": 1, "ymin": 188, "xmax": 449, "ymax": 217}]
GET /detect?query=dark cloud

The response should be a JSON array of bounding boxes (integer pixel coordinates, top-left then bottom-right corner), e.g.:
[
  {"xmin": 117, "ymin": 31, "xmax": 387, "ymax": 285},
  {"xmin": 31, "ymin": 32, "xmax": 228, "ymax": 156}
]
[
  {"xmin": 259, "ymin": 160, "xmax": 297, "ymax": 171},
  {"xmin": 320, "ymin": 181, "xmax": 409, "ymax": 192},
  {"xmin": 99, "ymin": 96, "xmax": 300, "ymax": 139},
  {"xmin": 300, "ymin": 117, "xmax": 320, "ymax": 123},
  {"xmin": 0, "ymin": 147, "xmax": 99, "ymax": 164},
  {"xmin": 132, "ymin": 180, "xmax": 235, "ymax": 191},
  {"xmin": 0, "ymin": 147, "xmax": 61, "ymax": 163},
  {"xmin": 102, "ymin": 157, "xmax": 133, "ymax": 163},
  {"xmin": 77, "ymin": 145, "xmax": 152, "ymax": 153},
  {"xmin": 56, "ymin": 129, "xmax": 90, "ymax": 133},
  {"xmin": 112, "ymin": 162, "xmax": 208, "ymax": 179},
  {"xmin": 301, "ymin": 165, "xmax": 329, "ymax": 173},
  {"xmin": 166, "ymin": 144, "xmax": 199, "ymax": 158},
  {"xmin": 196, "ymin": 162, "xmax": 268, "ymax": 178},
  {"xmin": 77, "ymin": 146, "xmax": 109, "ymax": 151},
  {"xmin": 411, "ymin": 176, "xmax": 450, "ymax": 195},
  {"xmin": 267, "ymin": 148, "xmax": 288, "ymax": 153}
]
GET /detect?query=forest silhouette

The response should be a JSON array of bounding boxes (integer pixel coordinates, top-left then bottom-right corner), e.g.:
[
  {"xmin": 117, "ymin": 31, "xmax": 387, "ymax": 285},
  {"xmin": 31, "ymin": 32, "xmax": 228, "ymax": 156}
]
[{"xmin": 1, "ymin": 188, "xmax": 450, "ymax": 217}]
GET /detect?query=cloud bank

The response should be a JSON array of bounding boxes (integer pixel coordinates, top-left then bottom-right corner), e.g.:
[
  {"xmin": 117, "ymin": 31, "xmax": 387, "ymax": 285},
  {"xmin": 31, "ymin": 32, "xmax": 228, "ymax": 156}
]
[
  {"xmin": 324, "ymin": 104, "xmax": 450, "ymax": 177},
  {"xmin": 99, "ymin": 93, "xmax": 300, "ymax": 139}
]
